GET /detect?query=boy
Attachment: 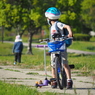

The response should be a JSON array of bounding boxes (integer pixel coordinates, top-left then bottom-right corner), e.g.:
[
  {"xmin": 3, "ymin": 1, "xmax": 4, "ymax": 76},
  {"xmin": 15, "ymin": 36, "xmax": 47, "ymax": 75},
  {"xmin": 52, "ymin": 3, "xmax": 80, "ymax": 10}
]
[{"xmin": 45, "ymin": 7, "xmax": 73, "ymax": 89}]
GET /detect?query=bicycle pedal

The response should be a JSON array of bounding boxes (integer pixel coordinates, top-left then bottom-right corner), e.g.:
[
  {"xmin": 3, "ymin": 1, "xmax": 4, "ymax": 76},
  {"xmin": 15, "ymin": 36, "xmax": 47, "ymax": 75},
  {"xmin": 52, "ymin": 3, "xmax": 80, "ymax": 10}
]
[
  {"xmin": 50, "ymin": 78, "xmax": 56, "ymax": 82},
  {"xmin": 69, "ymin": 64, "xmax": 75, "ymax": 69}
]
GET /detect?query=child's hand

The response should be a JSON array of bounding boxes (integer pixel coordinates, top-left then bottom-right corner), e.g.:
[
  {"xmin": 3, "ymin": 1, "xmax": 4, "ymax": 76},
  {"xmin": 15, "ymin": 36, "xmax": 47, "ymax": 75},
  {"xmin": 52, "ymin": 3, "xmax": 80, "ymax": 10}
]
[{"xmin": 68, "ymin": 34, "xmax": 73, "ymax": 37}]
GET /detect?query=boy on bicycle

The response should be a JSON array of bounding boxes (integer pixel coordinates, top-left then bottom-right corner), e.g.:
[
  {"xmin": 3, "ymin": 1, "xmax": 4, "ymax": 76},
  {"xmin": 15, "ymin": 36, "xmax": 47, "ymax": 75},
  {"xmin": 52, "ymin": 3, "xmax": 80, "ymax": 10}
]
[{"xmin": 45, "ymin": 7, "xmax": 73, "ymax": 89}]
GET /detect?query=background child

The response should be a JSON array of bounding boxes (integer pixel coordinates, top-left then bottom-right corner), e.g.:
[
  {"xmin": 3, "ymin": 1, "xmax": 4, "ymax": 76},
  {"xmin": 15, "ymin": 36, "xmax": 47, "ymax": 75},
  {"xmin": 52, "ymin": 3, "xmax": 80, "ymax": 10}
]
[{"xmin": 13, "ymin": 35, "xmax": 23, "ymax": 64}]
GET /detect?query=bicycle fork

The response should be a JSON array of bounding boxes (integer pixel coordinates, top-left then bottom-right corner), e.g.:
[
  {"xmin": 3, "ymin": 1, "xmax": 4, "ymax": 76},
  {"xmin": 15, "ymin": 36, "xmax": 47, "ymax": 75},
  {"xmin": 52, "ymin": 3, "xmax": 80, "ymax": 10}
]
[{"xmin": 55, "ymin": 54, "xmax": 62, "ymax": 73}]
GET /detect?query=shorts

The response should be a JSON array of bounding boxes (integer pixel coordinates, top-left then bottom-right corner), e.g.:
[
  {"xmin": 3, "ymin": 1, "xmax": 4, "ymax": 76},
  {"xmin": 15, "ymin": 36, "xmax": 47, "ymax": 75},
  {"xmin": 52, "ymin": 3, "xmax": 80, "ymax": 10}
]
[{"xmin": 51, "ymin": 49, "xmax": 68, "ymax": 68}]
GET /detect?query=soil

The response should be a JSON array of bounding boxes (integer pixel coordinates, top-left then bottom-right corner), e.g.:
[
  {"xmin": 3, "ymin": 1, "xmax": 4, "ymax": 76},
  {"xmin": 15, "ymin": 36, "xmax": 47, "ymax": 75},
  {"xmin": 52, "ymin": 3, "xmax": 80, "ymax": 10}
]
[{"xmin": 0, "ymin": 65, "xmax": 95, "ymax": 95}]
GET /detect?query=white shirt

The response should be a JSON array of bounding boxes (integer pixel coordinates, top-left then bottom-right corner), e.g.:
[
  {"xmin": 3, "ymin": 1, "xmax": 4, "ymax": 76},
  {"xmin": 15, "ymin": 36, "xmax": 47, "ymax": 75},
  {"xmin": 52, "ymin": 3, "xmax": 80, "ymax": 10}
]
[{"xmin": 50, "ymin": 21, "xmax": 65, "ymax": 39}]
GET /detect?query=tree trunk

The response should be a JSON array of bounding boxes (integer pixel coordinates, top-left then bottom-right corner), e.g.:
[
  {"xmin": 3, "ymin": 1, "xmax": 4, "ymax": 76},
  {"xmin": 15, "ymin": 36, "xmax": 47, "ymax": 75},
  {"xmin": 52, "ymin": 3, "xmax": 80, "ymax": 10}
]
[
  {"xmin": 26, "ymin": 26, "xmax": 41, "ymax": 54},
  {"xmin": 27, "ymin": 32, "xmax": 33, "ymax": 54},
  {"xmin": 1, "ymin": 26, "xmax": 4, "ymax": 43}
]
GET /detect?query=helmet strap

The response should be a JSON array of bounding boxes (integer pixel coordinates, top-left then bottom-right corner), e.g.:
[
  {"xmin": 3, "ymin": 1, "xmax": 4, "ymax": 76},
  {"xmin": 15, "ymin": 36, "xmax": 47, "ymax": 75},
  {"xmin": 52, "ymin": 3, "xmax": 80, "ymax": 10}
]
[{"xmin": 47, "ymin": 19, "xmax": 52, "ymax": 26}]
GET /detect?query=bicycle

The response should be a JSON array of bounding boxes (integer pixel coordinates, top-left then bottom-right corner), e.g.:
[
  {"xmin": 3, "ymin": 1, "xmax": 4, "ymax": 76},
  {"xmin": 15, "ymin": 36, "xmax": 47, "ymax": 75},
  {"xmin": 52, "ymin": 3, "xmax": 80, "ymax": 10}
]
[{"xmin": 39, "ymin": 36, "xmax": 74, "ymax": 90}]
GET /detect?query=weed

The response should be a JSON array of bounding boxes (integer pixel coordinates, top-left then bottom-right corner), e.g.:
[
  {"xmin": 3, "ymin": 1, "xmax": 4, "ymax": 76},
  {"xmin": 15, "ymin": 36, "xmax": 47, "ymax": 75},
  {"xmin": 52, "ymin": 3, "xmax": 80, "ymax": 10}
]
[
  {"xmin": 5, "ymin": 68, "xmax": 20, "ymax": 72},
  {"xmin": 26, "ymin": 72, "xmax": 39, "ymax": 75},
  {"xmin": 0, "ymin": 67, "xmax": 3, "ymax": 69}
]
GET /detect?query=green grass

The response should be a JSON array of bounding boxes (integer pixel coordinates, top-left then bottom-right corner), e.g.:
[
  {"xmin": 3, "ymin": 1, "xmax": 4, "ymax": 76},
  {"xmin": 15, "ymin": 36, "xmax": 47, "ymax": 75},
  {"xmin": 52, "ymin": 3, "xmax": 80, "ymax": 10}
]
[
  {"xmin": 0, "ymin": 41, "xmax": 95, "ymax": 71},
  {"xmin": 26, "ymin": 72, "xmax": 39, "ymax": 75},
  {"xmin": 5, "ymin": 68, "xmax": 20, "ymax": 72},
  {"xmin": 69, "ymin": 41, "xmax": 95, "ymax": 52},
  {"xmin": 0, "ymin": 81, "xmax": 59, "ymax": 95},
  {"xmin": 68, "ymin": 53, "xmax": 95, "ymax": 70},
  {"xmin": 0, "ymin": 41, "xmax": 95, "ymax": 95},
  {"xmin": 0, "ymin": 42, "xmax": 50, "ymax": 69}
]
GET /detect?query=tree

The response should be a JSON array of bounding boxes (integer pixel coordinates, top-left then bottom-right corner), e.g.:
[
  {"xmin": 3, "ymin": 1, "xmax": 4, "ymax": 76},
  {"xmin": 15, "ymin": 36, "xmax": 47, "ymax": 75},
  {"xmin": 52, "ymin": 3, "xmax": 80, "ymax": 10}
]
[
  {"xmin": 5, "ymin": 0, "xmax": 48, "ymax": 54},
  {"xmin": 0, "ymin": 0, "xmax": 12, "ymax": 43},
  {"xmin": 56, "ymin": 0, "xmax": 82, "ymax": 33},
  {"xmin": 1, "ymin": 0, "xmax": 93, "ymax": 53},
  {"xmin": 81, "ymin": 0, "xmax": 95, "ymax": 31}
]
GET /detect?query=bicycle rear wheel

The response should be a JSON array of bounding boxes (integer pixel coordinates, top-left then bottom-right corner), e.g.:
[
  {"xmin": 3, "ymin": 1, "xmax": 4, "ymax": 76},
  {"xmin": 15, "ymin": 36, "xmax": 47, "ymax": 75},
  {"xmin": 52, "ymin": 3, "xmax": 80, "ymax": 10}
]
[{"xmin": 55, "ymin": 56, "xmax": 67, "ymax": 89}]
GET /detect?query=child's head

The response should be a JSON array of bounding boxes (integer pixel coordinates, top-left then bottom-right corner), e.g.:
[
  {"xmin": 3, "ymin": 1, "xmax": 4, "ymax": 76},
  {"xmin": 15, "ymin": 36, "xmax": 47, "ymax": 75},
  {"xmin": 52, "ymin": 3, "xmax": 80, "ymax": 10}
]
[
  {"xmin": 15, "ymin": 35, "xmax": 22, "ymax": 42},
  {"xmin": 45, "ymin": 7, "xmax": 61, "ymax": 20},
  {"xmin": 45, "ymin": 7, "xmax": 61, "ymax": 25}
]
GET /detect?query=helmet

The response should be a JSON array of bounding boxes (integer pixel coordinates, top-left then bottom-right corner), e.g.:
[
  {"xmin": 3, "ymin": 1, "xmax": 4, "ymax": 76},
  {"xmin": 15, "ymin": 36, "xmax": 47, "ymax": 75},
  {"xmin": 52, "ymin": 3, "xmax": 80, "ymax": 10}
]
[{"xmin": 45, "ymin": 7, "xmax": 61, "ymax": 20}]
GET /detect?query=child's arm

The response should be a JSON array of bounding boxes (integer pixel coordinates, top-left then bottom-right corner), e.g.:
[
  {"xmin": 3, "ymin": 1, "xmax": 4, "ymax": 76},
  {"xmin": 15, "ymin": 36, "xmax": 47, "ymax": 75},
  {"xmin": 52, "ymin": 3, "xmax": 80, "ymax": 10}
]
[{"xmin": 63, "ymin": 25, "xmax": 73, "ymax": 37}]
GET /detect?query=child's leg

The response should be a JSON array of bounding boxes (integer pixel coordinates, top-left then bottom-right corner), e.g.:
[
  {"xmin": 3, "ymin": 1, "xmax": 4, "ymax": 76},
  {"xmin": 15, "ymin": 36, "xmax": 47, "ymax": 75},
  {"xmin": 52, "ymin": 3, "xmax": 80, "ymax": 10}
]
[
  {"xmin": 51, "ymin": 53, "xmax": 56, "ymax": 78},
  {"xmin": 61, "ymin": 50, "xmax": 73, "ymax": 89},
  {"xmin": 14, "ymin": 53, "xmax": 17, "ymax": 62},
  {"xmin": 51, "ymin": 68, "xmax": 56, "ymax": 78},
  {"xmin": 63, "ymin": 64, "xmax": 71, "ymax": 79},
  {"xmin": 51, "ymin": 54, "xmax": 57, "ymax": 88},
  {"xmin": 18, "ymin": 53, "xmax": 21, "ymax": 63}
]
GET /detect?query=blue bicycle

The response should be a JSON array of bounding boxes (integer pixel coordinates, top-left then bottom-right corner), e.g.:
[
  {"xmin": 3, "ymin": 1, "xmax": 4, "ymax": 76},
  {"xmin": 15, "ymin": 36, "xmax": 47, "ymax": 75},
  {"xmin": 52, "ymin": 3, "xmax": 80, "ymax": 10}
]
[
  {"xmin": 39, "ymin": 36, "xmax": 74, "ymax": 90},
  {"xmin": 48, "ymin": 37, "xmax": 67, "ymax": 89}
]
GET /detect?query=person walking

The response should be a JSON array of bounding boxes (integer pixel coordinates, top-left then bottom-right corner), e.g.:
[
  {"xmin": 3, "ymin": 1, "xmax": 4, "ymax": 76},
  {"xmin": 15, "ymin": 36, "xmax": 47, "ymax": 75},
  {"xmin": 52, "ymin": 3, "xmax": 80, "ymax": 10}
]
[
  {"xmin": 45, "ymin": 7, "xmax": 73, "ymax": 89},
  {"xmin": 12, "ymin": 35, "xmax": 23, "ymax": 64}
]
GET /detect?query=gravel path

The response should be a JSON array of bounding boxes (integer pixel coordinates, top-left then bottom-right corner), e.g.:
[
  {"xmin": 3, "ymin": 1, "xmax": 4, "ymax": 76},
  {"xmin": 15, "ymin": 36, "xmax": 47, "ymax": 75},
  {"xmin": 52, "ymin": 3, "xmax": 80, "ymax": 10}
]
[{"xmin": 0, "ymin": 65, "xmax": 95, "ymax": 95}]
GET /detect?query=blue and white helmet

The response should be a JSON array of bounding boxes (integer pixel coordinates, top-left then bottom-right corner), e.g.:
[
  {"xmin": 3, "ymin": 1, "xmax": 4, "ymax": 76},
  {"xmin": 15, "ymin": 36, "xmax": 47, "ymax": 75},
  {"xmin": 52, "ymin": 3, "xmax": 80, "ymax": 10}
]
[{"xmin": 45, "ymin": 7, "xmax": 61, "ymax": 20}]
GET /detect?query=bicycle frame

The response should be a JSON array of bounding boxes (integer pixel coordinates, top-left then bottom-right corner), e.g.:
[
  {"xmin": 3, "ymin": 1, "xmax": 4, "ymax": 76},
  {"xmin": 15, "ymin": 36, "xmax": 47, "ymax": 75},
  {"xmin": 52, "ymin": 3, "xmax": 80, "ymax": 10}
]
[{"xmin": 39, "ymin": 37, "xmax": 73, "ymax": 89}]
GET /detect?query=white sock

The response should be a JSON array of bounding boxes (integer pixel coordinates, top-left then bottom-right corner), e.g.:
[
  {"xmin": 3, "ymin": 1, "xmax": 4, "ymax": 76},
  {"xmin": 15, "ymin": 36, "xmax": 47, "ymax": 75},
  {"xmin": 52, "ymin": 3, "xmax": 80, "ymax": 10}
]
[{"xmin": 67, "ymin": 79, "xmax": 72, "ymax": 82}]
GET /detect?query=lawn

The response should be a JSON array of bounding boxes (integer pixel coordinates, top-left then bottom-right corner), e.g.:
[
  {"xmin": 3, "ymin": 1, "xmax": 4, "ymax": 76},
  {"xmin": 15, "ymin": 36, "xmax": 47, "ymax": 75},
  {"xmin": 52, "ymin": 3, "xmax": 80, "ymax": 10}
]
[
  {"xmin": 0, "ymin": 80, "xmax": 59, "ymax": 95},
  {"xmin": 0, "ymin": 41, "xmax": 95, "ymax": 71},
  {"xmin": 69, "ymin": 41, "xmax": 95, "ymax": 52},
  {"xmin": 0, "ymin": 41, "xmax": 95, "ymax": 95}
]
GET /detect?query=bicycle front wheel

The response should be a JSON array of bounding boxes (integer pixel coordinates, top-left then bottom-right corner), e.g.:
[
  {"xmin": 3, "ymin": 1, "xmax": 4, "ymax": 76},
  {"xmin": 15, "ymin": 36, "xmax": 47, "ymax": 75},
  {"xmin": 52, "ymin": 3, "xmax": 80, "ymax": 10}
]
[{"xmin": 55, "ymin": 56, "xmax": 67, "ymax": 89}]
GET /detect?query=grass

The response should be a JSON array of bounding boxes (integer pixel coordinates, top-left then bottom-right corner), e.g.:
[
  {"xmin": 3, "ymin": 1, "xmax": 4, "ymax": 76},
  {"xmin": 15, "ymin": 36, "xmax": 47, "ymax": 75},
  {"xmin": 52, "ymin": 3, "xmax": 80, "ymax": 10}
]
[
  {"xmin": 0, "ymin": 41, "xmax": 95, "ymax": 71},
  {"xmin": 26, "ymin": 72, "xmax": 39, "ymax": 75},
  {"xmin": 5, "ymin": 68, "xmax": 20, "ymax": 72},
  {"xmin": 0, "ymin": 41, "xmax": 95, "ymax": 78},
  {"xmin": 0, "ymin": 42, "xmax": 51, "ymax": 69},
  {"xmin": 69, "ymin": 41, "xmax": 95, "ymax": 52},
  {"xmin": 0, "ymin": 41, "xmax": 95, "ymax": 95},
  {"xmin": 68, "ymin": 53, "xmax": 95, "ymax": 70},
  {"xmin": 0, "ymin": 79, "xmax": 73, "ymax": 95},
  {"xmin": 0, "ymin": 80, "xmax": 60, "ymax": 95}
]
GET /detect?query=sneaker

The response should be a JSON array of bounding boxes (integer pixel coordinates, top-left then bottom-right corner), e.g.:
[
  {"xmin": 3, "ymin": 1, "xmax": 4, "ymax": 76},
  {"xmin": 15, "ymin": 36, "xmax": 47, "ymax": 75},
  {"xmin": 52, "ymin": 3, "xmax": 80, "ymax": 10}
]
[
  {"xmin": 13, "ymin": 62, "xmax": 16, "ymax": 65},
  {"xmin": 67, "ymin": 80, "xmax": 73, "ymax": 89},
  {"xmin": 50, "ymin": 78, "xmax": 57, "ymax": 88},
  {"xmin": 51, "ymin": 81, "xmax": 57, "ymax": 88}
]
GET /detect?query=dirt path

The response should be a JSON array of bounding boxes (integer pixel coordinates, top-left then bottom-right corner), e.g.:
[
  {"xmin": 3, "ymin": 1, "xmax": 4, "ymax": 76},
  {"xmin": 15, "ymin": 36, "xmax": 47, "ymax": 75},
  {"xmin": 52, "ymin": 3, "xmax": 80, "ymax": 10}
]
[{"xmin": 0, "ymin": 65, "xmax": 95, "ymax": 95}]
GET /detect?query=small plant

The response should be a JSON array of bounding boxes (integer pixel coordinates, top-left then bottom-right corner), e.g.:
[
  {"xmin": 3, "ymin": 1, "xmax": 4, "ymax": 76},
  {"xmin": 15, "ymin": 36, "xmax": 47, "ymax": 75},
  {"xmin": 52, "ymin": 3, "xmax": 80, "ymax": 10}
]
[
  {"xmin": 5, "ymin": 68, "xmax": 20, "ymax": 72},
  {"xmin": 73, "ymin": 87, "xmax": 77, "ymax": 95},
  {"xmin": 0, "ymin": 67, "xmax": 3, "ymax": 69},
  {"xmin": 26, "ymin": 72, "xmax": 39, "ymax": 75}
]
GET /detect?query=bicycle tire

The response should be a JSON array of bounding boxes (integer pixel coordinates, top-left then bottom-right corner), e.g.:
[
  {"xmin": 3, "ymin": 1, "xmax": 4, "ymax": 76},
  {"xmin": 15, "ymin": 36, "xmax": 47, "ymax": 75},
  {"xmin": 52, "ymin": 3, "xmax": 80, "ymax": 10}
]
[{"xmin": 55, "ymin": 56, "xmax": 67, "ymax": 89}]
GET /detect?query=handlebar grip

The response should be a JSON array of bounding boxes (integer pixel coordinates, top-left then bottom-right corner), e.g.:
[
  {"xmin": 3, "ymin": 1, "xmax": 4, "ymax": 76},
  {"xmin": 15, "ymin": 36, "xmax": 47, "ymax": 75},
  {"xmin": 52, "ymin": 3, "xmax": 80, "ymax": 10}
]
[
  {"xmin": 67, "ymin": 37, "xmax": 73, "ymax": 39},
  {"xmin": 39, "ymin": 39, "xmax": 44, "ymax": 42},
  {"xmin": 39, "ymin": 39, "xmax": 46, "ymax": 42},
  {"xmin": 62, "ymin": 36, "xmax": 73, "ymax": 40},
  {"xmin": 39, "ymin": 38, "xmax": 50, "ymax": 42}
]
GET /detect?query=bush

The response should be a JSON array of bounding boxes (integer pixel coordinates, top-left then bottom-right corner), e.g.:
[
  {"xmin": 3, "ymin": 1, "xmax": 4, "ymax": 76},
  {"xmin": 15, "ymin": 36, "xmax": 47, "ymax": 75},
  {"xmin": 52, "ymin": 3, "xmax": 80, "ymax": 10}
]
[
  {"xmin": 73, "ymin": 33, "xmax": 91, "ymax": 41},
  {"xmin": 90, "ymin": 36, "xmax": 95, "ymax": 42},
  {"xmin": 4, "ymin": 36, "xmax": 14, "ymax": 41}
]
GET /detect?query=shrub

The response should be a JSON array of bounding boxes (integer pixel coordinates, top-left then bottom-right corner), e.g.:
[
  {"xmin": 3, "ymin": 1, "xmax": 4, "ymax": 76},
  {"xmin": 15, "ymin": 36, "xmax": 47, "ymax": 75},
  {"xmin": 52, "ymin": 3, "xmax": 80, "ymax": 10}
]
[
  {"xmin": 73, "ymin": 33, "xmax": 91, "ymax": 41},
  {"xmin": 90, "ymin": 36, "xmax": 95, "ymax": 42},
  {"xmin": 4, "ymin": 36, "xmax": 14, "ymax": 41}
]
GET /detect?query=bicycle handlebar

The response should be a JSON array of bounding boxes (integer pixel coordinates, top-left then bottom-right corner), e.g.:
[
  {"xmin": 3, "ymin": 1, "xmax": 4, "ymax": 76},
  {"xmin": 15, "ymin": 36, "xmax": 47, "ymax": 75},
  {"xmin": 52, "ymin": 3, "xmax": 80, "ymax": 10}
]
[
  {"xmin": 39, "ymin": 38, "xmax": 50, "ymax": 42},
  {"xmin": 39, "ymin": 37, "xmax": 73, "ymax": 43}
]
